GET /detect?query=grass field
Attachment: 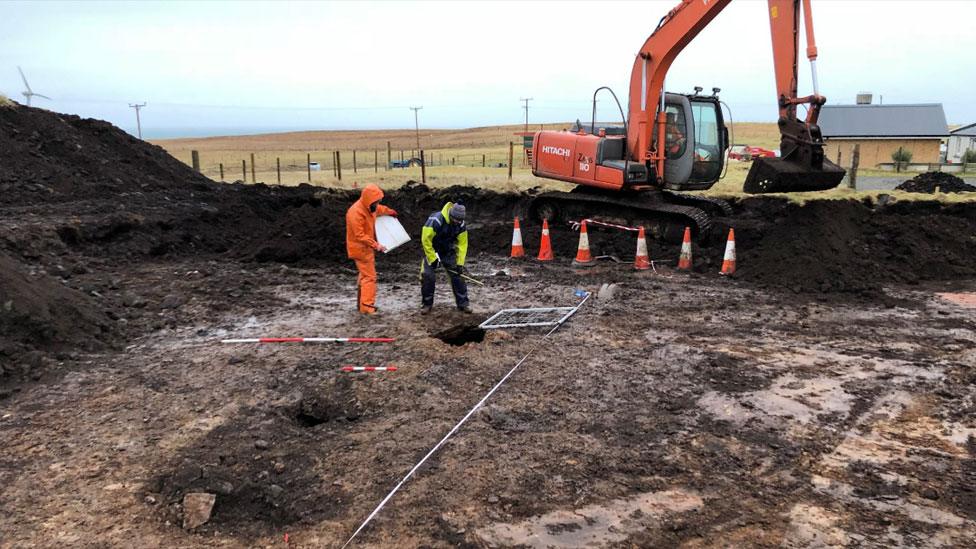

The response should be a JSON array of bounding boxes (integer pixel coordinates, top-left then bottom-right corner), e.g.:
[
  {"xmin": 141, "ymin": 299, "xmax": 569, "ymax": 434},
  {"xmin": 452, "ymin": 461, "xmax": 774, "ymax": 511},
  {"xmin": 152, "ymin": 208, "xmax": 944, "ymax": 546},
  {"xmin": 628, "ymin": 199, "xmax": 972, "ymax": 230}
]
[{"xmin": 154, "ymin": 122, "xmax": 975, "ymax": 203}]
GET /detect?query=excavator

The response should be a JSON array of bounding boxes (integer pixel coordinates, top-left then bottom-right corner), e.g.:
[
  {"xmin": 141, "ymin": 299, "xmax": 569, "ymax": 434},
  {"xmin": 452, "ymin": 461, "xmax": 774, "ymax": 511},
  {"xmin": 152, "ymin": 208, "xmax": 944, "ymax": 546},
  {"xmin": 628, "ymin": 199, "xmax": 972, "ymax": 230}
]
[{"xmin": 526, "ymin": 0, "xmax": 845, "ymax": 240}]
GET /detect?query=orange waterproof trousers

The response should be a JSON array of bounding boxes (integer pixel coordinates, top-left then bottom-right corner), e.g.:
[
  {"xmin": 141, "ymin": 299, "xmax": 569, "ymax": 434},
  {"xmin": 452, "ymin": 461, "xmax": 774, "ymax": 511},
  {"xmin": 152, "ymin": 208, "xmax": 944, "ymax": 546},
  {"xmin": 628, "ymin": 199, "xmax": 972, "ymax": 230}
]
[{"xmin": 353, "ymin": 255, "xmax": 377, "ymax": 313}]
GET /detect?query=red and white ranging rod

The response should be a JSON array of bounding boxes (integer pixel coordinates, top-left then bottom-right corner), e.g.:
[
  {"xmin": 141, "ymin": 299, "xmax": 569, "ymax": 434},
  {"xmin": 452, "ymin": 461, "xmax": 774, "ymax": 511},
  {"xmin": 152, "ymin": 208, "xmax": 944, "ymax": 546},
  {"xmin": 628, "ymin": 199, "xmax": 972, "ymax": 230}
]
[
  {"xmin": 341, "ymin": 366, "xmax": 397, "ymax": 372},
  {"xmin": 220, "ymin": 337, "xmax": 395, "ymax": 344}
]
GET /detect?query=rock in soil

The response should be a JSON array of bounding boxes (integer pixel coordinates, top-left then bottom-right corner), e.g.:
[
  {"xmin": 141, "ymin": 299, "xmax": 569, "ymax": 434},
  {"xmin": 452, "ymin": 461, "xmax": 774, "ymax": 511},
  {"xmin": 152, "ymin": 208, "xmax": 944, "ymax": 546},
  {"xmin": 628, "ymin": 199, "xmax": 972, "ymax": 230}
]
[{"xmin": 182, "ymin": 492, "xmax": 216, "ymax": 530}]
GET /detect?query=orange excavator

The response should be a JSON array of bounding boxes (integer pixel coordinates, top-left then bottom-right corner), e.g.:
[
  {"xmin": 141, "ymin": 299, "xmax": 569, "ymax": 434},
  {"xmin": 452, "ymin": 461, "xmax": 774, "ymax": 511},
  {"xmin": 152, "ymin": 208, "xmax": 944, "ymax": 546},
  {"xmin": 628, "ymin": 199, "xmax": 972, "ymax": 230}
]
[{"xmin": 527, "ymin": 0, "xmax": 845, "ymax": 240}]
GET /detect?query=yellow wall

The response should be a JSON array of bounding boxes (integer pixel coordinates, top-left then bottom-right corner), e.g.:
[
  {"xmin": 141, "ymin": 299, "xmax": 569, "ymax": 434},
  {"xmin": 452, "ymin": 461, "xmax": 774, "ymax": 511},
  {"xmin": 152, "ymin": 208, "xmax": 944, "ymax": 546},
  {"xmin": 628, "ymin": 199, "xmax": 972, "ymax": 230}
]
[{"xmin": 825, "ymin": 139, "xmax": 941, "ymax": 167}]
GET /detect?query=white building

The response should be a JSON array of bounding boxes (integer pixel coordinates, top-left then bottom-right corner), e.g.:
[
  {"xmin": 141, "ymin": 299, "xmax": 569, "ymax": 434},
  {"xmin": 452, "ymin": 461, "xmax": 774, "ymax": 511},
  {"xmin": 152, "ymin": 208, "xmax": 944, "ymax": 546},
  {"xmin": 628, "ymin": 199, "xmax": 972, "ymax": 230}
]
[{"xmin": 947, "ymin": 123, "xmax": 976, "ymax": 163}]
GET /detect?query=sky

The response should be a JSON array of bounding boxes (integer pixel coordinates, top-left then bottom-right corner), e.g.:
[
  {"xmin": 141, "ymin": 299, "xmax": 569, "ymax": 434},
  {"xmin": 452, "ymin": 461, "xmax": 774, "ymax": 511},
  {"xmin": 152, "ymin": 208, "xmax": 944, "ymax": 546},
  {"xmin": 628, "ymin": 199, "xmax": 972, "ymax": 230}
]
[{"xmin": 2, "ymin": 0, "xmax": 974, "ymax": 138}]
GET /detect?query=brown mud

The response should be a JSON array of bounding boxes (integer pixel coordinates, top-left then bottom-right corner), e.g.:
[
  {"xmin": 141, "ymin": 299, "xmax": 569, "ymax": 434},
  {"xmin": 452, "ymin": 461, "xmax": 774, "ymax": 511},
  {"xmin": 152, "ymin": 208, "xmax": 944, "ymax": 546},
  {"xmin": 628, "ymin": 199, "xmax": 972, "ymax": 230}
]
[{"xmin": 2, "ymin": 104, "xmax": 976, "ymax": 547}]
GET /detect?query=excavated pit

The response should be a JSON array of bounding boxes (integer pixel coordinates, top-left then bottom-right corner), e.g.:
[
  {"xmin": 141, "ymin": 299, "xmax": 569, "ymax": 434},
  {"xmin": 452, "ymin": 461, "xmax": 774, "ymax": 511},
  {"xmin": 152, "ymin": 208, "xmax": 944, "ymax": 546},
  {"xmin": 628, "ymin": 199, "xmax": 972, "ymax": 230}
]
[{"xmin": 433, "ymin": 323, "xmax": 487, "ymax": 346}]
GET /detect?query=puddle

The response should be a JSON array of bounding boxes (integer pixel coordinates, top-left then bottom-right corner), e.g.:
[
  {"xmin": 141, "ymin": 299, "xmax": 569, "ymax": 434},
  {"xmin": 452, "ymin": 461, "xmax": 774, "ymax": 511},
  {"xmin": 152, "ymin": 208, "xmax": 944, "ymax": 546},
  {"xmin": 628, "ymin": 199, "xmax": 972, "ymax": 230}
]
[
  {"xmin": 699, "ymin": 373, "xmax": 854, "ymax": 426},
  {"xmin": 476, "ymin": 489, "xmax": 702, "ymax": 548}
]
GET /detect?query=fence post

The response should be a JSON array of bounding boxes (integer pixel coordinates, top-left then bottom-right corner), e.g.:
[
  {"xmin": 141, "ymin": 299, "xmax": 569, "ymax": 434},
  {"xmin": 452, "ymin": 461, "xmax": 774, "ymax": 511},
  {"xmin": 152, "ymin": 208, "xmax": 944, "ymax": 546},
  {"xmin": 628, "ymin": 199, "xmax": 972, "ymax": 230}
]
[
  {"xmin": 219, "ymin": 162, "xmax": 224, "ymax": 182},
  {"xmin": 374, "ymin": 150, "xmax": 378, "ymax": 173},
  {"xmin": 307, "ymin": 153, "xmax": 311, "ymax": 183},
  {"xmin": 250, "ymin": 153, "xmax": 256, "ymax": 183},
  {"xmin": 191, "ymin": 150, "xmax": 200, "ymax": 172},
  {"xmin": 420, "ymin": 150, "xmax": 427, "ymax": 184},
  {"xmin": 242, "ymin": 159, "xmax": 247, "ymax": 182},
  {"xmin": 386, "ymin": 141, "xmax": 391, "ymax": 171},
  {"xmin": 332, "ymin": 152, "xmax": 338, "ymax": 177},
  {"xmin": 353, "ymin": 150, "xmax": 358, "ymax": 173},
  {"xmin": 276, "ymin": 157, "xmax": 281, "ymax": 184},
  {"xmin": 337, "ymin": 151, "xmax": 342, "ymax": 181},
  {"xmin": 482, "ymin": 154, "xmax": 486, "ymax": 168},
  {"xmin": 508, "ymin": 141, "xmax": 514, "ymax": 180},
  {"xmin": 850, "ymin": 144, "xmax": 860, "ymax": 190}
]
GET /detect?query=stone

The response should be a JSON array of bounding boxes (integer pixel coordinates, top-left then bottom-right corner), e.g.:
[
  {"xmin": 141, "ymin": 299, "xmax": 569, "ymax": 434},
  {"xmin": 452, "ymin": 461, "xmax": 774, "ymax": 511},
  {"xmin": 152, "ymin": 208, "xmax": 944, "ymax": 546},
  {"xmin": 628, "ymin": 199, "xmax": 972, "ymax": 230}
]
[
  {"xmin": 122, "ymin": 292, "xmax": 147, "ymax": 308},
  {"xmin": 254, "ymin": 439, "xmax": 270, "ymax": 450},
  {"xmin": 182, "ymin": 492, "xmax": 216, "ymax": 529},
  {"xmin": 159, "ymin": 294, "xmax": 186, "ymax": 309}
]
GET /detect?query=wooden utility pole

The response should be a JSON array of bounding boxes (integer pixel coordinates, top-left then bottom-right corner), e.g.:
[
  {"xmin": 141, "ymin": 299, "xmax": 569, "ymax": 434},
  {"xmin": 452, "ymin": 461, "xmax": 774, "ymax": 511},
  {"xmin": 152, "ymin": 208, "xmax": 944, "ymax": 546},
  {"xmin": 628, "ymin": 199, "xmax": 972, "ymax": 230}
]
[
  {"xmin": 219, "ymin": 162, "xmax": 224, "ymax": 181},
  {"xmin": 307, "ymin": 153, "xmax": 311, "ymax": 183},
  {"xmin": 191, "ymin": 150, "xmax": 200, "ymax": 172},
  {"xmin": 420, "ymin": 150, "xmax": 427, "ymax": 184},
  {"xmin": 276, "ymin": 157, "xmax": 281, "ymax": 184},
  {"xmin": 336, "ymin": 151, "xmax": 342, "ymax": 181},
  {"xmin": 409, "ymin": 106, "xmax": 423, "ymax": 150},
  {"xmin": 386, "ymin": 141, "xmax": 391, "ymax": 171},
  {"xmin": 353, "ymin": 150, "xmax": 357, "ymax": 173},
  {"xmin": 850, "ymin": 144, "xmax": 860, "ymax": 190},
  {"xmin": 250, "ymin": 153, "xmax": 256, "ymax": 183},
  {"xmin": 520, "ymin": 97, "xmax": 533, "ymax": 133},
  {"xmin": 508, "ymin": 141, "xmax": 514, "ymax": 180}
]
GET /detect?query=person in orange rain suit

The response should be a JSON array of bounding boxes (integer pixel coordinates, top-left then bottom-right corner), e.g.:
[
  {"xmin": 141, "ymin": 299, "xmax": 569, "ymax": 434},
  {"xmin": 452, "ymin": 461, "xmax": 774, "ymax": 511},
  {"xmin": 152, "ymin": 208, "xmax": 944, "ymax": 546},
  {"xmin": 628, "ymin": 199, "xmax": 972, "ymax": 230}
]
[{"xmin": 345, "ymin": 184, "xmax": 397, "ymax": 314}]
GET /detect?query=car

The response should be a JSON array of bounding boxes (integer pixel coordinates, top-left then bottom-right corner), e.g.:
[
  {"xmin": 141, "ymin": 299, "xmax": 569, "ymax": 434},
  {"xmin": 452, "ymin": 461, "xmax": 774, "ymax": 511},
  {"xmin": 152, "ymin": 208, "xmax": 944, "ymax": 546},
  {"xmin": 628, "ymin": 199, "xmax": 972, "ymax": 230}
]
[{"xmin": 728, "ymin": 144, "xmax": 776, "ymax": 161}]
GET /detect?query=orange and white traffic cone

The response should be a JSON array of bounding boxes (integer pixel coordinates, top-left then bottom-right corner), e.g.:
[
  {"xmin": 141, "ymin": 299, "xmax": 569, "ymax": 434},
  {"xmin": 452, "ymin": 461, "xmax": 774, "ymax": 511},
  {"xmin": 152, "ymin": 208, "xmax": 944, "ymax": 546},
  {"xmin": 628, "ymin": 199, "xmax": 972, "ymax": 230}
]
[
  {"xmin": 537, "ymin": 219, "xmax": 554, "ymax": 261},
  {"xmin": 573, "ymin": 221, "xmax": 595, "ymax": 266},
  {"xmin": 678, "ymin": 226, "xmax": 693, "ymax": 271},
  {"xmin": 720, "ymin": 228, "xmax": 736, "ymax": 275},
  {"xmin": 510, "ymin": 217, "xmax": 525, "ymax": 258},
  {"xmin": 634, "ymin": 226, "xmax": 650, "ymax": 270}
]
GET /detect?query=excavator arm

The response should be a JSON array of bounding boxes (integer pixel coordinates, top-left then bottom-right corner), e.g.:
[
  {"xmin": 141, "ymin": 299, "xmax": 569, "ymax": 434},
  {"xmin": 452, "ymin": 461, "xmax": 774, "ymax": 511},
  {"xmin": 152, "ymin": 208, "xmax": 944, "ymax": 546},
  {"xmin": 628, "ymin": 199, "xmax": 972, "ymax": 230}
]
[{"xmin": 627, "ymin": 0, "xmax": 844, "ymax": 193}]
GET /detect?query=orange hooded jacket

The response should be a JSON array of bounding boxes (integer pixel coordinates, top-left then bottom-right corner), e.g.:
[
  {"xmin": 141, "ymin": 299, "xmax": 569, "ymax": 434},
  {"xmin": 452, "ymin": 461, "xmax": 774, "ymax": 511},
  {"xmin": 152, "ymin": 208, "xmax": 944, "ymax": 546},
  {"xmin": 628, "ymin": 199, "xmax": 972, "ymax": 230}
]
[{"xmin": 346, "ymin": 184, "xmax": 395, "ymax": 260}]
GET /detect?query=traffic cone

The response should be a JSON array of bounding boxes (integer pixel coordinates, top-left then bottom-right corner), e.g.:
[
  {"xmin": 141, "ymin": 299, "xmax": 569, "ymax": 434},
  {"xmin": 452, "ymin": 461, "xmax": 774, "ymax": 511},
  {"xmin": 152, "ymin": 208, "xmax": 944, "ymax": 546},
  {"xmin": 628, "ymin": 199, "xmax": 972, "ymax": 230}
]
[
  {"xmin": 537, "ymin": 219, "xmax": 554, "ymax": 261},
  {"xmin": 678, "ymin": 226, "xmax": 693, "ymax": 271},
  {"xmin": 720, "ymin": 228, "xmax": 736, "ymax": 275},
  {"xmin": 573, "ymin": 221, "xmax": 595, "ymax": 266},
  {"xmin": 510, "ymin": 217, "xmax": 525, "ymax": 258},
  {"xmin": 634, "ymin": 226, "xmax": 650, "ymax": 270}
]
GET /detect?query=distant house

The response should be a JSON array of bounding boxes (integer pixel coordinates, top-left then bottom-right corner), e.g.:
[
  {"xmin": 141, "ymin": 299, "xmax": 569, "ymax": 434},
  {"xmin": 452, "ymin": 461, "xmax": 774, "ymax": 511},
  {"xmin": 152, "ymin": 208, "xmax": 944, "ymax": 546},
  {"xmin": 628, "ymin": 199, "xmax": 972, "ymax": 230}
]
[
  {"xmin": 819, "ymin": 97, "xmax": 947, "ymax": 167},
  {"xmin": 947, "ymin": 123, "xmax": 976, "ymax": 163}
]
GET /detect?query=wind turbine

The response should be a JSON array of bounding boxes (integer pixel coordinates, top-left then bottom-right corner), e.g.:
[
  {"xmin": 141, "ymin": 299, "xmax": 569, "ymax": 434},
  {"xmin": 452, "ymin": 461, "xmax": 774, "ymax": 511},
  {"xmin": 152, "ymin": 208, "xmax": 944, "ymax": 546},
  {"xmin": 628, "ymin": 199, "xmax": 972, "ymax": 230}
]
[{"xmin": 18, "ymin": 66, "xmax": 50, "ymax": 107}]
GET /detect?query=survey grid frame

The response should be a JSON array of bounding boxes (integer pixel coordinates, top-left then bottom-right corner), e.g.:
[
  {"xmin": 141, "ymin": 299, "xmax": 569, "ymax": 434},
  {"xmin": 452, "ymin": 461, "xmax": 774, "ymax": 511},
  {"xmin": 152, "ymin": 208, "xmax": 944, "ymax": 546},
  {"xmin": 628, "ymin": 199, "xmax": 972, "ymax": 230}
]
[{"xmin": 478, "ymin": 306, "xmax": 579, "ymax": 330}]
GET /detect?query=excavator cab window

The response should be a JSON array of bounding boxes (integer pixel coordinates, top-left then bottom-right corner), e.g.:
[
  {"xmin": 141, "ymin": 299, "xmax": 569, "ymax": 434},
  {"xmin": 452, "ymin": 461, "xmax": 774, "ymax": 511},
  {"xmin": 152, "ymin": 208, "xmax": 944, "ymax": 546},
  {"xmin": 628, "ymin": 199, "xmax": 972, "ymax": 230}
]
[
  {"xmin": 664, "ymin": 108, "xmax": 687, "ymax": 160},
  {"xmin": 688, "ymin": 98, "xmax": 726, "ymax": 183}
]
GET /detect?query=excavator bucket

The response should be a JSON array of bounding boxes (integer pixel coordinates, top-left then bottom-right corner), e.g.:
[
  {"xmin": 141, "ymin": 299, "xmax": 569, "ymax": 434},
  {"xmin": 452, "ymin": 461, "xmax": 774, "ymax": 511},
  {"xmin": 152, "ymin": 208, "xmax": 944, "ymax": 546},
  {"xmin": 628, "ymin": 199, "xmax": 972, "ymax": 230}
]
[{"xmin": 743, "ymin": 156, "xmax": 846, "ymax": 194}]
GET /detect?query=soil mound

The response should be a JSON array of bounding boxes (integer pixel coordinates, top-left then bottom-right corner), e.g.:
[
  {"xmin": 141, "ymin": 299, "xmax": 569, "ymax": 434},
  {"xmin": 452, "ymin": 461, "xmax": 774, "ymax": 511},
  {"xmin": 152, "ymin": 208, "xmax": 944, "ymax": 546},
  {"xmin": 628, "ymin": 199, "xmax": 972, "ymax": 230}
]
[
  {"xmin": 736, "ymin": 199, "xmax": 976, "ymax": 294},
  {"xmin": 0, "ymin": 252, "xmax": 111, "ymax": 382},
  {"xmin": 895, "ymin": 172, "xmax": 976, "ymax": 194},
  {"xmin": 0, "ymin": 103, "xmax": 212, "ymax": 206}
]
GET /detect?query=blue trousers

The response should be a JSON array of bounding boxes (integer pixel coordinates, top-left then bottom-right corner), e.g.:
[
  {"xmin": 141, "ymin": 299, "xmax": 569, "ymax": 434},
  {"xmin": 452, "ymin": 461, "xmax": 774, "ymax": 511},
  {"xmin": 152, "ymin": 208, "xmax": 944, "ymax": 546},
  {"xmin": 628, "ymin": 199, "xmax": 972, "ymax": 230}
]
[{"xmin": 421, "ymin": 255, "xmax": 468, "ymax": 308}]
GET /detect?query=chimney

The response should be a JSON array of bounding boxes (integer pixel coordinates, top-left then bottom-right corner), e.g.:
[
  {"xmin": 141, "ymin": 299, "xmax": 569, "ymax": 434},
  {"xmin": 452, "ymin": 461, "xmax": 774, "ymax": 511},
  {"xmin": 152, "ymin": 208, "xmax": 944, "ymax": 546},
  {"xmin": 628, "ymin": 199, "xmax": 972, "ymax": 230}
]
[{"xmin": 856, "ymin": 92, "xmax": 873, "ymax": 105}]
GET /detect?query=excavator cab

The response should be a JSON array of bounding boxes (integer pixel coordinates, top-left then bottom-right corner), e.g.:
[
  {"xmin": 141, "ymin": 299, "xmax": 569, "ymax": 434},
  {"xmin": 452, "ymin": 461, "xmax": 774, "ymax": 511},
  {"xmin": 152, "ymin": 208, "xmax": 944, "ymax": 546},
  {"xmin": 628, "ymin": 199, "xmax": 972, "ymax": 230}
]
[{"xmin": 655, "ymin": 92, "xmax": 728, "ymax": 191}]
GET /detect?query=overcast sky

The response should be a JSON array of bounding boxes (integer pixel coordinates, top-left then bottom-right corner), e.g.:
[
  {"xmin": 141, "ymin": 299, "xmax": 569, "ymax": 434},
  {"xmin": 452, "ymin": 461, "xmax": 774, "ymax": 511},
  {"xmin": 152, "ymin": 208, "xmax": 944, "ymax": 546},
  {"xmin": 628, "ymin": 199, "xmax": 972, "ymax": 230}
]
[{"xmin": 2, "ymin": 0, "xmax": 974, "ymax": 138}]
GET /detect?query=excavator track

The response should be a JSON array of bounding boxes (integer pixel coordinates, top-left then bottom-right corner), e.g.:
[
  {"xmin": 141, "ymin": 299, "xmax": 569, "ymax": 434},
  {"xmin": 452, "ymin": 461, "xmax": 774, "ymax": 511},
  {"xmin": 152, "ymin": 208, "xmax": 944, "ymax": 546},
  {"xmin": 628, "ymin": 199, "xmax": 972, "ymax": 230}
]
[
  {"xmin": 524, "ymin": 191, "xmax": 713, "ymax": 243},
  {"xmin": 660, "ymin": 190, "xmax": 733, "ymax": 217}
]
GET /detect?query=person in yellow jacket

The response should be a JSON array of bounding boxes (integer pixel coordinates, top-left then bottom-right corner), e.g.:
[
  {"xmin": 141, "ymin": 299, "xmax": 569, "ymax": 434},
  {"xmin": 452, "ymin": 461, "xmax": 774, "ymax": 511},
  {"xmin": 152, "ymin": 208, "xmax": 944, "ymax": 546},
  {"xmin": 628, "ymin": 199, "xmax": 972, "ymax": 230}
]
[
  {"xmin": 420, "ymin": 202, "xmax": 470, "ymax": 314},
  {"xmin": 345, "ymin": 184, "xmax": 397, "ymax": 314}
]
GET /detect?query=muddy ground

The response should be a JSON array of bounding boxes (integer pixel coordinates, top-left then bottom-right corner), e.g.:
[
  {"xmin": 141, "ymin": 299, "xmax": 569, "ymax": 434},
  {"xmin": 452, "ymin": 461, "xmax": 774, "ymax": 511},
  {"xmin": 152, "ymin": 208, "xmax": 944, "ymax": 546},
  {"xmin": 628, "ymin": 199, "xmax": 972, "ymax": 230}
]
[{"xmin": 2, "ymin": 104, "xmax": 976, "ymax": 547}]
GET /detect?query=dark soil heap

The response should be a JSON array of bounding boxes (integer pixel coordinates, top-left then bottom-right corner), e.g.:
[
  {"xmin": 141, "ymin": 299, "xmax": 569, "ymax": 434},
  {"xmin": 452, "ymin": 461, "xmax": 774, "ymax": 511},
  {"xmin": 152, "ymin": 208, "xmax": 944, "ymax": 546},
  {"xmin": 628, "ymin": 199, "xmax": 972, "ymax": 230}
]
[
  {"xmin": 895, "ymin": 172, "xmax": 976, "ymax": 194},
  {"xmin": 735, "ymin": 199, "xmax": 976, "ymax": 294},
  {"xmin": 0, "ymin": 252, "xmax": 111, "ymax": 376}
]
